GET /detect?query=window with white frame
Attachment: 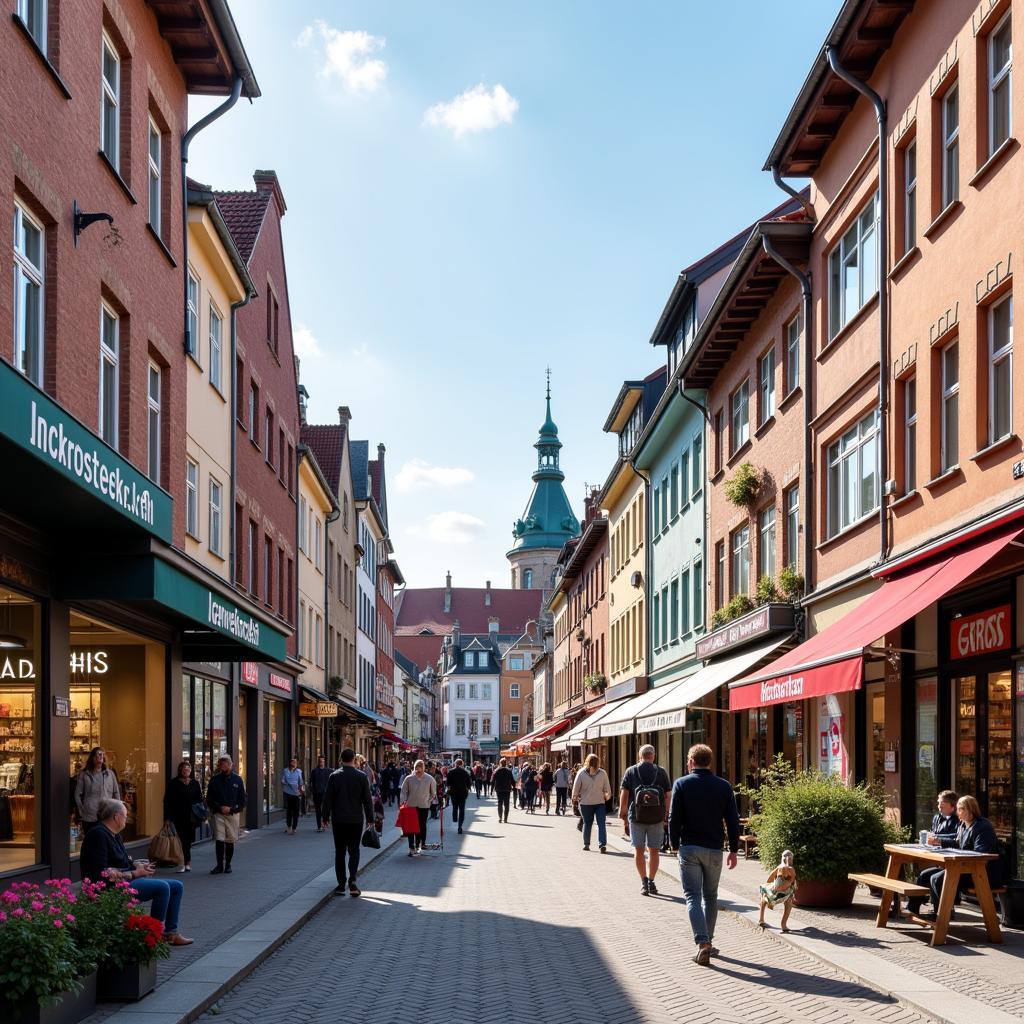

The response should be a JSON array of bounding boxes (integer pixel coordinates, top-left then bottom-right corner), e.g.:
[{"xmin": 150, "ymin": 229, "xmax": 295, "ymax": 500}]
[
  {"xmin": 941, "ymin": 341, "xmax": 959, "ymax": 472},
  {"xmin": 148, "ymin": 118, "xmax": 161, "ymax": 235},
  {"xmin": 731, "ymin": 524, "xmax": 750, "ymax": 598},
  {"xmin": 146, "ymin": 362, "xmax": 161, "ymax": 481},
  {"xmin": 209, "ymin": 304, "xmax": 222, "ymax": 390},
  {"xmin": 509, "ymin": 714, "xmax": 519, "ymax": 733},
  {"xmin": 669, "ymin": 462, "xmax": 679, "ymax": 513},
  {"xmin": 469, "ymin": 683, "xmax": 478, "ymax": 699},
  {"xmin": 209, "ymin": 477, "xmax": 222, "ymax": 555},
  {"xmin": 785, "ymin": 313, "xmax": 801, "ymax": 395},
  {"xmin": 469, "ymin": 716, "xmax": 479, "ymax": 735},
  {"xmin": 298, "ymin": 496, "xmax": 307, "ymax": 553},
  {"xmin": 482, "ymin": 715, "xmax": 491, "ymax": 735},
  {"xmin": 828, "ymin": 193, "xmax": 878, "ymax": 339},
  {"xmin": 13, "ymin": 202, "xmax": 44, "ymax": 385},
  {"xmin": 455, "ymin": 715, "xmax": 466, "ymax": 736},
  {"xmin": 314, "ymin": 517, "xmax": 322, "ymax": 570},
  {"xmin": 509, "ymin": 682, "xmax": 520, "ymax": 698},
  {"xmin": 652, "ymin": 592, "xmax": 660, "ymax": 648},
  {"xmin": 827, "ymin": 410, "xmax": 879, "ymax": 537},
  {"xmin": 185, "ymin": 459, "xmax": 199, "ymax": 538},
  {"xmin": 660, "ymin": 475, "xmax": 669, "ymax": 531},
  {"xmin": 315, "ymin": 615, "xmax": 322, "ymax": 667},
  {"xmin": 298, "ymin": 601, "xmax": 306, "ymax": 657},
  {"xmin": 456, "ymin": 683, "xmax": 466, "ymax": 700},
  {"xmin": 758, "ymin": 348, "xmax": 776, "ymax": 423},
  {"xmin": 989, "ymin": 297, "xmax": 1013, "ymax": 443},
  {"xmin": 462, "ymin": 652, "xmax": 472, "ymax": 668},
  {"xmin": 482, "ymin": 683, "xmax": 492, "ymax": 700},
  {"xmin": 17, "ymin": 0, "xmax": 46, "ymax": 52},
  {"xmin": 692, "ymin": 559, "xmax": 703, "ymax": 630},
  {"xmin": 509, "ymin": 656, "xmax": 524, "ymax": 671},
  {"xmin": 186, "ymin": 272, "xmax": 199, "ymax": 356},
  {"xmin": 99, "ymin": 304, "xmax": 119, "ymax": 447},
  {"xmin": 731, "ymin": 379, "xmax": 749, "ymax": 453},
  {"xmin": 101, "ymin": 34, "xmax": 119, "ymax": 169},
  {"xmin": 784, "ymin": 484, "xmax": 799, "ymax": 568},
  {"xmin": 660, "ymin": 585, "xmax": 669, "ymax": 644},
  {"xmin": 680, "ymin": 567, "xmax": 691, "ymax": 635},
  {"xmin": 904, "ymin": 377, "xmax": 917, "ymax": 492},
  {"xmin": 680, "ymin": 448, "xmax": 690, "ymax": 507},
  {"xmin": 989, "ymin": 12, "xmax": 1012, "ymax": 155},
  {"xmin": 942, "ymin": 85, "xmax": 959, "ymax": 207},
  {"xmin": 903, "ymin": 139, "xmax": 916, "ymax": 254},
  {"xmin": 669, "ymin": 578, "xmax": 679, "ymax": 641},
  {"xmin": 692, "ymin": 434, "xmax": 702, "ymax": 494},
  {"xmin": 758, "ymin": 506, "xmax": 776, "ymax": 581}
]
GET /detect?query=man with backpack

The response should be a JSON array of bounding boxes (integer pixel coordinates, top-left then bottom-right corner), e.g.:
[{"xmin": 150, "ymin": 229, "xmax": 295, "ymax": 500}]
[{"xmin": 619, "ymin": 744, "xmax": 671, "ymax": 896}]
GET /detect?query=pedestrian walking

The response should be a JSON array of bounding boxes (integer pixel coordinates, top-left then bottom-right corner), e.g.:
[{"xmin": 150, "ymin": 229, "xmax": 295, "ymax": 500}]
[
  {"xmin": 554, "ymin": 761, "xmax": 571, "ymax": 815},
  {"xmin": 473, "ymin": 761, "xmax": 484, "ymax": 799},
  {"xmin": 400, "ymin": 759, "xmax": 436, "ymax": 856},
  {"xmin": 571, "ymin": 753, "xmax": 612, "ymax": 852},
  {"xmin": 492, "ymin": 758, "xmax": 515, "ymax": 822},
  {"xmin": 321, "ymin": 748, "xmax": 374, "ymax": 896},
  {"xmin": 389, "ymin": 762, "xmax": 401, "ymax": 806},
  {"xmin": 74, "ymin": 747, "xmax": 120, "ymax": 834},
  {"xmin": 80, "ymin": 798, "xmax": 193, "ymax": 946},
  {"xmin": 619, "ymin": 744, "xmax": 672, "ymax": 896},
  {"xmin": 485, "ymin": 763, "xmax": 494, "ymax": 795},
  {"xmin": 310, "ymin": 755, "xmax": 333, "ymax": 832},
  {"xmin": 207, "ymin": 755, "xmax": 246, "ymax": 875},
  {"xmin": 281, "ymin": 757, "xmax": 304, "ymax": 834},
  {"xmin": 668, "ymin": 743, "xmax": 739, "ymax": 966},
  {"xmin": 522, "ymin": 763, "xmax": 539, "ymax": 814},
  {"xmin": 538, "ymin": 762, "xmax": 554, "ymax": 814},
  {"xmin": 511, "ymin": 762, "xmax": 522, "ymax": 807},
  {"xmin": 447, "ymin": 758, "xmax": 472, "ymax": 834},
  {"xmin": 162, "ymin": 759, "xmax": 203, "ymax": 873}
]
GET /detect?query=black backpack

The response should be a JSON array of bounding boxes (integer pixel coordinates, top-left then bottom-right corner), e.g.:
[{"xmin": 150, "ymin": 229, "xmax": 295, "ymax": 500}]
[{"xmin": 632, "ymin": 763, "xmax": 665, "ymax": 825}]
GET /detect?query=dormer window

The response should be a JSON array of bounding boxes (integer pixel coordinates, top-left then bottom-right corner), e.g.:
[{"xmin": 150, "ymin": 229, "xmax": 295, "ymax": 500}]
[{"xmin": 668, "ymin": 297, "xmax": 697, "ymax": 375}]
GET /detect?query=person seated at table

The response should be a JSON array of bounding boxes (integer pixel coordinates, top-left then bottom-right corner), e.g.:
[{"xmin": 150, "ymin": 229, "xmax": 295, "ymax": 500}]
[
  {"xmin": 930, "ymin": 790, "xmax": 960, "ymax": 841},
  {"xmin": 80, "ymin": 798, "xmax": 193, "ymax": 946},
  {"xmin": 907, "ymin": 795, "xmax": 1003, "ymax": 919}
]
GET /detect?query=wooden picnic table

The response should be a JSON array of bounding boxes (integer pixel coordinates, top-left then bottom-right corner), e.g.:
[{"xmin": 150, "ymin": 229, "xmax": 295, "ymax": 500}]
[{"xmin": 878, "ymin": 842, "xmax": 1003, "ymax": 946}]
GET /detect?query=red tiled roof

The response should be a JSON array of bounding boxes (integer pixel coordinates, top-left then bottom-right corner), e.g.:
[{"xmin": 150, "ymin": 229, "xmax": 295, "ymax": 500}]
[
  {"xmin": 301, "ymin": 424, "xmax": 343, "ymax": 497},
  {"xmin": 212, "ymin": 189, "xmax": 272, "ymax": 264},
  {"xmin": 394, "ymin": 634, "xmax": 445, "ymax": 671},
  {"xmin": 368, "ymin": 460, "xmax": 382, "ymax": 506},
  {"xmin": 397, "ymin": 587, "xmax": 543, "ymax": 637}
]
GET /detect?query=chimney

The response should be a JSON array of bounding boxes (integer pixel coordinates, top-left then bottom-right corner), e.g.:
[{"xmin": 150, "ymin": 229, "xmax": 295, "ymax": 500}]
[
  {"xmin": 485, "ymin": 580, "xmax": 492, "ymax": 606},
  {"xmin": 488, "ymin": 616, "xmax": 499, "ymax": 636},
  {"xmin": 452, "ymin": 619, "xmax": 461, "ymax": 647},
  {"xmin": 444, "ymin": 571, "xmax": 452, "ymax": 613},
  {"xmin": 377, "ymin": 442, "xmax": 385, "ymax": 466},
  {"xmin": 338, "ymin": 406, "xmax": 352, "ymax": 428},
  {"xmin": 253, "ymin": 169, "xmax": 287, "ymax": 216}
]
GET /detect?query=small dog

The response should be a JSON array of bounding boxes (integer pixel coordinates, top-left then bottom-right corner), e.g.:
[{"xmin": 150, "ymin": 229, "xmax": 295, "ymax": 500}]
[{"xmin": 758, "ymin": 849, "xmax": 797, "ymax": 932}]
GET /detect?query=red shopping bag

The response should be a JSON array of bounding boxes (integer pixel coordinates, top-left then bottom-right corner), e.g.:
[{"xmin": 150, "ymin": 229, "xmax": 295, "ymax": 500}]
[{"xmin": 396, "ymin": 803, "xmax": 420, "ymax": 836}]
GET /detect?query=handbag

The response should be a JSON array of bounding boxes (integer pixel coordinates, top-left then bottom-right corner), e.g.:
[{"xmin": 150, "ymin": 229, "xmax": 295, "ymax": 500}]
[
  {"xmin": 396, "ymin": 803, "xmax": 420, "ymax": 836},
  {"xmin": 191, "ymin": 801, "xmax": 209, "ymax": 823},
  {"xmin": 148, "ymin": 823, "xmax": 184, "ymax": 865},
  {"xmin": 361, "ymin": 825, "xmax": 381, "ymax": 849}
]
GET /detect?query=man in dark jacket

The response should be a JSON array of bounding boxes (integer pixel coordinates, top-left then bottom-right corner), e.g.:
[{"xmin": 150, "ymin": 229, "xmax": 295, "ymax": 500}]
[
  {"xmin": 492, "ymin": 758, "xmax": 515, "ymax": 823},
  {"xmin": 206, "ymin": 755, "xmax": 246, "ymax": 875},
  {"xmin": 322, "ymin": 748, "xmax": 374, "ymax": 896},
  {"xmin": 668, "ymin": 744, "xmax": 739, "ymax": 966},
  {"xmin": 310, "ymin": 756, "xmax": 333, "ymax": 832},
  {"xmin": 447, "ymin": 758, "xmax": 472, "ymax": 834}
]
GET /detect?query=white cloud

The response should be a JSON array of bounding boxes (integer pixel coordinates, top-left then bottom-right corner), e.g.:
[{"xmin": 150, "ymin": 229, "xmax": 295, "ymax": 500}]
[
  {"xmin": 293, "ymin": 322, "xmax": 322, "ymax": 360},
  {"xmin": 395, "ymin": 459, "xmax": 474, "ymax": 494},
  {"xmin": 295, "ymin": 21, "xmax": 387, "ymax": 95},
  {"xmin": 424, "ymin": 84, "xmax": 519, "ymax": 138},
  {"xmin": 407, "ymin": 512, "xmax": 486, "ymax": 545}
]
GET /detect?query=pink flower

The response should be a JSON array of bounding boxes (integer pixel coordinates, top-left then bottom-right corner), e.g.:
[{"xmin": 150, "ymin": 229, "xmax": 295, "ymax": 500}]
[
  {"xmin": 65, "ymin": 914, "xmax": 75, "ymax": 922},
  {"xmin": 30, "ymin": 900, "xmax": 44, "ymax": 911},
  {"xmin": 52, "ymin": 919, "xmax": 63, "ymax": 928},
  {"xmin": 0, "ymin": 911, "xmax": 7, "ymax": 922},
  {"xmin": 12, "ymin": 908, "xmax": 24, "ymax": 917}
]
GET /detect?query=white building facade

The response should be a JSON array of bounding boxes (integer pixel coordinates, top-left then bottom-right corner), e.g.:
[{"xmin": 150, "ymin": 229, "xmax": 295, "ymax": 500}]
[{"xmin": 441, "ymin": 630, "xmax": 500, "ymax": 758}]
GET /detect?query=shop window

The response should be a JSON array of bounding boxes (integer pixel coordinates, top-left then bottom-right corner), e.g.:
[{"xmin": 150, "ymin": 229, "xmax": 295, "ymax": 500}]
[
  {"xmin": 0, "ymin": 587, "xmax": 42, "ymax": 872},
  {"xmin": 180, "ymin": 674, "xmax": 228, "ymax": 796},
  {"xmin": 69, "ymin": 609, "xmax": 166, "ymax": 856}
]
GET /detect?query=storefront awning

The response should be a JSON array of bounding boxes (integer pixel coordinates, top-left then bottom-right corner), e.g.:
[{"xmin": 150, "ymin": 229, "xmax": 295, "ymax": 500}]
[
  {"xmin": 300, "ymin": 685, "xmax": 332, "ymax": 703},
  {"xmin": 554, "ymin": 700, "xmax": 628, "ymax": 745},
  {"xmin": 729, "ymin": 523, "xmax": 1023, "ymax": 711},
  {"xmin": 513, "ymin": 715, "xmax": 576, "ymax": 752},
  {"xmin": 637, "ymin": 635, "xmax": 792, "ymax": 732},
  {"xmin": 336, "ymin": 698, "xmax": 394, "ymax": 728},
  {"xmin": 598, "ymin": 685, "xmax": 669, "ymax": 737}
]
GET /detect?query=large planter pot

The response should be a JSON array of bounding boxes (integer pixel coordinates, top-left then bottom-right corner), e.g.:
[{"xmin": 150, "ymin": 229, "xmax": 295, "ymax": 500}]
[
  {"xmin": 1000, "ymin": 879, "xmax": 1024, "ymax": 929},
  {"xmin": 1, "ymin": 972, "xmax": 97, "ymax": 1024},
  {"xmin": 793, "ymin": 879, "xmax": 857, "ymax": 908},
  {"xmin": 97, "ymin": 959, "xmax": 158, "ymax": 1001}
]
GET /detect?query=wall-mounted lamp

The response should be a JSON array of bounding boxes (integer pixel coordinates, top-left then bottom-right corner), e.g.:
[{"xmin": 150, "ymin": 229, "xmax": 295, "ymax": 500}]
[{"xmin": 73, "ymin": 200, "xmax": 117, "ymax": 248}]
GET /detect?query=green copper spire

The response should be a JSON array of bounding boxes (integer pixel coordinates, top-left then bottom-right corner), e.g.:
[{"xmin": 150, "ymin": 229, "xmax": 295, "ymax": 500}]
[{"xmin": 508, "ymin": 372, "xmax": 580, "ymax": 555}]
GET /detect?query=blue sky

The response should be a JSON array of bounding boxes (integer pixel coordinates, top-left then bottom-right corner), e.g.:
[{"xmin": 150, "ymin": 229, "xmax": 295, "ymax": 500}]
[{"xmin": 189, "ymin": 1, "xmax": 837, "ymax": 592}]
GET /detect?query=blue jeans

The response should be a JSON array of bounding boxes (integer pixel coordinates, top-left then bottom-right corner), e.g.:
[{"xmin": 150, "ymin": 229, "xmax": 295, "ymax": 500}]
[
  {"xmin": 132, "ymin": 878, "xmax": 184, "ymax": 934},
  {"xmin": 581, "ymin": 803, "xmax": 607, "ymax": 847},
  {"xmin": 679, "ymin": 846, "xmax": 723, "ymax": 946}
]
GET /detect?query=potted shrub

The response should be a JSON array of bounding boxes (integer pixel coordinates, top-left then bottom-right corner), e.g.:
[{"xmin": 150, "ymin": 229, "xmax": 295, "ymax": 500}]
[
  {"xmin": 0, "ymin": 879, "xmax": 97, "ymax": 1024},
  {"xmin": 755, "ymin": 575, "xmax": 780, "ymax": 605},
  {"xmin": 725, "ymin": 594, "xmax": 753, "ymax": 620},
  {"xmin": 584, "ymin": 673, "xmax": 607, "ymax": 694},
  {"xmin": 749, "ymin": 756, "xmax": 907, "ymax": 907},
  {"xmin": 724, "ymin": 462, "xmax": 761, "ymax": 507},
  {"xmin": 778, "ymin": 564, "xmax": 804, "ymax": 602}
]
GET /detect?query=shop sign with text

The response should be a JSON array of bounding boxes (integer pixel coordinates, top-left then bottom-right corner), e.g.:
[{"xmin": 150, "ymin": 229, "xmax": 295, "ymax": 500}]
[
  {"xmin": 269, "ymin": 673, "xmax": 292, "ymax": 694},
  {"xmin": 299, "ymin": 701, "xmax": 339, "ymax": 718},
  {"xmin": 950, "ymin": 605, "xmax": 1011, "ymax": 660},
  {"xmin": 696, "ymin": 604, "xmax": 794, "ymax": 659},
  {"xmin": 241, "ymin": 663, "xmax": 259, "ymax": 686}
]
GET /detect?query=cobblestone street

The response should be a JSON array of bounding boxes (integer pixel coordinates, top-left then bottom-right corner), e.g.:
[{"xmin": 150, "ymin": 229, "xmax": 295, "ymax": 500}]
[{"xmin": 200, "ymin": 798, "xmax": 931, "ymax": 1024}]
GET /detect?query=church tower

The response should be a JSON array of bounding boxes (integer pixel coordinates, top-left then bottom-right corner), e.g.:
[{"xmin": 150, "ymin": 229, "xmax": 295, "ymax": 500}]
[{"xmin": 507, "ymin": 372, "xmax": 580, "ymax": 603}]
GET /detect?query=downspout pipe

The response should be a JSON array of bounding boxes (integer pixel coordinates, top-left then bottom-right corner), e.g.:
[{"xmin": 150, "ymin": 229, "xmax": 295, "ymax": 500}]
[
  {"xmin": 228, "ymin": 289, "xmax": 253, "ymax": 586},
  {"xmin": 324, "ymin": 503, "xmax": 341, "ymax": 682},
  {"xmin": 825, "ymin": 44, "xmax": 889, "ymax": 564},
  {"xmin": 181, "ymin": 76, "xmax": 243, "ymax": 354},
  {"xmin": 771, "ymin": 164, "xmax": 815, "ymax": 222},
  {"xmin": 761, "ymin": 235, "xmax": 814, "ymax": 599}
]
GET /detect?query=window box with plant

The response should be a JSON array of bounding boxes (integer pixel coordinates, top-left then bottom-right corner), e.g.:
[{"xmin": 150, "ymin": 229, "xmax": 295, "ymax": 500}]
[
  {"xmin": 724, "ymin": 462, "xmax": 761, "ymax": 508},
  {"xmin": 710, "ymin": 594, "xmax": 754, "ymax": 630},
  {"xmin": 584, "ymin": 673, "xmax": 607, "ymax": 694}
]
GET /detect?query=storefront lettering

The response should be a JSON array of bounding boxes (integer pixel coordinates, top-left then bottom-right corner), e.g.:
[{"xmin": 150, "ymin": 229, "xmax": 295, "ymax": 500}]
[
  {"xmin": 269, "ymin": 673, "xmax": 292, "ymax": 694},
  {"xmin": 950, "ymin": 605, "xmax": 1011, "ymax": 659},
  {"xmin": 1, "ymin": 649, "xmax": 110, "ymax": 679},
  {"xmin": 759, "ymin": 675, "xmax": 804, "ymax": 704},
  {"xmin": 207, "ymin": 593, "xmax": 260, "ymax": 647},
  {"xmin": 241, "ymin": 662, "xmax": 259, "ymax": 685},
  {"xmin": 30, "ymin": 400, "xmax": 156, "ymax": 528}
]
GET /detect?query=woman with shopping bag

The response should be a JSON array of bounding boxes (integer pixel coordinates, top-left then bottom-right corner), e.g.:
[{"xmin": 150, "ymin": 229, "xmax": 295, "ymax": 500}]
[
  {"xmin": 148, "ymin": 821, "xmax": 184, "ymax": 866},
  {"xmin": 399, "ymin": 760, "xmax": 436, "ymax": 857},
  {"xmin": 163, "ymin": 760, "xmax": 203, "ymax": 872}
]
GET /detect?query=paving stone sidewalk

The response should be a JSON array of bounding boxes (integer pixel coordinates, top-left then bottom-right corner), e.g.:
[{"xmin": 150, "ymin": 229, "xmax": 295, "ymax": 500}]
[{"xmin": 197, "ymin": 798, "xmax": 935, "ymax": 1024}]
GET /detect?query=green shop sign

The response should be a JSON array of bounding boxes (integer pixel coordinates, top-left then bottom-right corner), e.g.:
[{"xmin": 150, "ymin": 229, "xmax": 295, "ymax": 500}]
[{"xmin": 0, "ymin": 359, "xmax": 172, "ymax": 541}]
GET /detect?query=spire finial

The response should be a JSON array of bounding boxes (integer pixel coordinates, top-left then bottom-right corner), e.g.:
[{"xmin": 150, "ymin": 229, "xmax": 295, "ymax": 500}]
[{"xmin": 545, "ymin": 366, "xmax": 551, "ymax": 402}]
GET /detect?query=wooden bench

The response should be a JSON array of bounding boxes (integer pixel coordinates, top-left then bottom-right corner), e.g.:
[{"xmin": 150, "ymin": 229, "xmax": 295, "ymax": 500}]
[
  {"xmin": 740, "ymin": 834, "xmax": 758, "ymax": 859},
  {"xmin": 849, "ymin": 872, "xmax": 929, "ymax": 920}
]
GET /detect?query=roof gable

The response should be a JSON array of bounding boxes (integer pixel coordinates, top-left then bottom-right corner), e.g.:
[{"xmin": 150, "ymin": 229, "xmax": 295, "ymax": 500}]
[
  {"xmin": 397, "ymin": 586, "xmax": 542, "ymax": 637},
  {"xmin": 211, "ymin": 188, "xmax": 271, "ymax": 264}
]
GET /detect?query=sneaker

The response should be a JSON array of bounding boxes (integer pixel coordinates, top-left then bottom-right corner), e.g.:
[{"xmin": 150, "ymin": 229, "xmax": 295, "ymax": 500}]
[
  {"xmin": 647, "ymin": 879, "xmax": 659, "ymax": 895},
  {"xmin": 175, "ymin": 866, "xmax": 187, "ymax": 873},
  {"xmin": 184, "ymin": 865, "xmax": 191, "ymax": 872},
  {"xmin": 694, "ymin": 944, "xmax": 712, "ymax": 967},
  {"xmin": 210, "ymin": 866, "xmax": 224, "ymax": 875},
  {"xmin": 333, "ymin": 885, "xmax": 346, "ymax": 895},
  {"xmin": 641, "ymin": 878, "xmax": 650, "ymax": 896},
  {"xmin": 348, "ymin": 882, "xmax": 361, "ymax": 897}
]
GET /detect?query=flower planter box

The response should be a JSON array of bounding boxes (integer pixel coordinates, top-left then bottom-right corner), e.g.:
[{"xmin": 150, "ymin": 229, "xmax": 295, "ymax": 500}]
[
  {"xmin": 2, "ymin": 972, "xmax": 97, "ymax": 1024},
  {"xmin": 97, "ymin": 960, "xmax": 158, "ymax": 1002},
  {"xmin": 793, "ymin": 879, "xmax": 857, "ymax": 908}
]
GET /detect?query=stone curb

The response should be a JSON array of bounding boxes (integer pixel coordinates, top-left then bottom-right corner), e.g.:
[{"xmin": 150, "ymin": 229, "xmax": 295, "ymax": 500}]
[
  {"xmin": 638, "ymin": 838, "xmax": 1018, "ymax": 1024},
  {"xmin": 101, "ymin": 826, "xmax": 406, "ymax": 1024}
]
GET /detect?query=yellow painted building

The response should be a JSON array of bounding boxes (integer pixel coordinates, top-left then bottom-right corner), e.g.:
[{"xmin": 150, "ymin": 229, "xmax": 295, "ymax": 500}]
[{"xmin": 184, "ymin": 186, "xmax": 253, "ymax": 580}]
